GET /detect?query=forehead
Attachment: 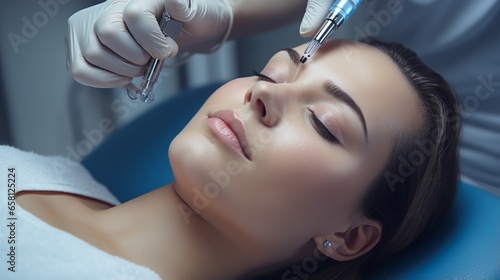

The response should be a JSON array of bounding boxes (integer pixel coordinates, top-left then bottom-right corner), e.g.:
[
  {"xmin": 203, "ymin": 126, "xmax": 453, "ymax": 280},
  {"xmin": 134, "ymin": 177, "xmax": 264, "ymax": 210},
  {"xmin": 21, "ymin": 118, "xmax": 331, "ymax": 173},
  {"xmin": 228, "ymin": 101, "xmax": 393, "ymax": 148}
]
[
  {"xmin": 293, "ymin": 40, "xmax": 421, "ymax": 138},
  {"xmin": 293, "ymin": 40, "xmax": 407, "ymax": 92}
]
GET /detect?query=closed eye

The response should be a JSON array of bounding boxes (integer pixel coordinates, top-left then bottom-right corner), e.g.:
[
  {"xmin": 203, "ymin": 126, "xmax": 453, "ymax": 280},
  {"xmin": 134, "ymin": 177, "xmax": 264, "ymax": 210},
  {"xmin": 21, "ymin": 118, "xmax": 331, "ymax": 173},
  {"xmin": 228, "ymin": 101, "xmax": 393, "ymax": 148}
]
[
  {"xmin": 253, "ymin": 70, "xmax": 277, "ymax": 83},
  {"xmin": 309, "ymin": 110, "xmax": 339, "ymax": 143}
]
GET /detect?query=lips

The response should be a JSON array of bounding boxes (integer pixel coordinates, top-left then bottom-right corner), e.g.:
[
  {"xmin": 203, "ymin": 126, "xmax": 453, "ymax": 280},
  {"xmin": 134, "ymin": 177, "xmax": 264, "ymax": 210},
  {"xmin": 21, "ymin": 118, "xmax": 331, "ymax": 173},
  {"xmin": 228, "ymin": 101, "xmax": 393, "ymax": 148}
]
[{"xmin": 207, "ymin": 110, "xmax": 251, "ymax": 160}]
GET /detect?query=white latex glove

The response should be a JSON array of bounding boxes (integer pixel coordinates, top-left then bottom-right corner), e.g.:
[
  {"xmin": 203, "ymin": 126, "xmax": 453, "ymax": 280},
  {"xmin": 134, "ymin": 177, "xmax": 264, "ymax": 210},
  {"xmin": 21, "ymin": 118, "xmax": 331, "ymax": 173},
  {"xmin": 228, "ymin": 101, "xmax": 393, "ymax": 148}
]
[
  {"xmin": 66, "ymin": 0, "xmax": 232, "ymax": 88},
  {"xmin": 299, "ymin": 0, "xmax": 336, "ymax": 37}
]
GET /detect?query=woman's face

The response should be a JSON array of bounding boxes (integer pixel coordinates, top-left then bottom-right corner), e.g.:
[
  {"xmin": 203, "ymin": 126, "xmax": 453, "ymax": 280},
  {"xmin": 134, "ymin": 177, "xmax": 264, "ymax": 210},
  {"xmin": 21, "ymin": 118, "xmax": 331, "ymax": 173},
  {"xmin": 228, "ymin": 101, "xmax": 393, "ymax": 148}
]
[{"xmin": 170, "ymin": 39, "xmax": 422, "ymax": 253}]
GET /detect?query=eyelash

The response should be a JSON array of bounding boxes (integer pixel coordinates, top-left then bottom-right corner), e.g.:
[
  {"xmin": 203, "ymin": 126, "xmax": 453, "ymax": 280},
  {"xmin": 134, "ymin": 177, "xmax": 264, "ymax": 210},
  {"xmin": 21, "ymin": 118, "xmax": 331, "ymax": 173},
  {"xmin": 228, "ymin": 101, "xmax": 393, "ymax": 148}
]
[
  {"xmin": 309, "ymin": 110, "xmax": 339, "ymax": 143},
  {"xmin": 253, "ymin": 70, "xmax": 338, "ymax": 144},
  {"xmin": 253, "ymin": 70, "xmax": 276, "ymax": 83}
]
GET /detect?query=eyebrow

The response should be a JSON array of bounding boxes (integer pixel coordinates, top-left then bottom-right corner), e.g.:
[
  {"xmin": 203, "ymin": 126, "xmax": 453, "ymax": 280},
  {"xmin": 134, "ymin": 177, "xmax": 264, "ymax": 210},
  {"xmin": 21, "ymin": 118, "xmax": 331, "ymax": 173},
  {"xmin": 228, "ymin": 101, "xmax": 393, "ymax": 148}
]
[
  {"xmin": 282, "ymin": 48, "xmax": 300, "ymax": 66},
  {"xmin": 281, "ymin": 48, "xmax": 368, "ymax": 140},
  {"xmin": 323, "ymin": 81, "xmax": 368, "ymax": 140}
]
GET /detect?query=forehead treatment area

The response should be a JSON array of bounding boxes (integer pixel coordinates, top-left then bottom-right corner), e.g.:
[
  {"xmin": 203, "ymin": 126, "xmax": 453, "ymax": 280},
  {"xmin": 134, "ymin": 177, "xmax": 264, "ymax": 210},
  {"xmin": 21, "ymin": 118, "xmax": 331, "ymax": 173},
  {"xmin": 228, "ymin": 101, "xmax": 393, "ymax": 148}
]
[
  {"xmin": 292, "ymin": 40, "xmax": 420, "ymax": 137},
  {"xmin": 169, "ymin": 39, "xmax": 422, "ymax": 260}
]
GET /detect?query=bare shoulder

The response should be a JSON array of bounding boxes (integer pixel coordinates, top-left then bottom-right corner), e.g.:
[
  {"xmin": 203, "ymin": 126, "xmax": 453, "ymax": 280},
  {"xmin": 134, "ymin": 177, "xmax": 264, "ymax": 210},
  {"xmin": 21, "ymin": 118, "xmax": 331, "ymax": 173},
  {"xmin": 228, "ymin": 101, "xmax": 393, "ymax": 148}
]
[
  {"xmin": 15, "ymin": 191, "xmax": 118, "ymax": 255},
  {"xmin": 16, "ymin": 191, "xmax": 112, "ymax": 229}
]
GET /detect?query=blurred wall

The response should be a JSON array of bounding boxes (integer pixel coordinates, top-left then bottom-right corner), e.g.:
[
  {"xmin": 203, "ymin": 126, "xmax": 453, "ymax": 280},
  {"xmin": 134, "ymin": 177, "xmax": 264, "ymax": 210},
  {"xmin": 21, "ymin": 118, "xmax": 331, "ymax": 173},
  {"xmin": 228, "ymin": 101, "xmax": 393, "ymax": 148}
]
[
  {"xmin": 0, "ymin": 0, "xmax": 312, "ymax": 158},
  {"xmin": 0, "ymin": 0, "xmax": 101, "ymax": 155}
]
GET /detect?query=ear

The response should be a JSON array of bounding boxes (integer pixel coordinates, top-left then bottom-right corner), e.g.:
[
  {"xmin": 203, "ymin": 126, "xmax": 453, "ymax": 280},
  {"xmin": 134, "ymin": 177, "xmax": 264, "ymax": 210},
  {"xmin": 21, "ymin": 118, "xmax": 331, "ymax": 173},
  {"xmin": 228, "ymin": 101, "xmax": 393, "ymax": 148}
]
[{"xmin": 314, "ymin": 218, "xmax": 382, "ymax": 261}]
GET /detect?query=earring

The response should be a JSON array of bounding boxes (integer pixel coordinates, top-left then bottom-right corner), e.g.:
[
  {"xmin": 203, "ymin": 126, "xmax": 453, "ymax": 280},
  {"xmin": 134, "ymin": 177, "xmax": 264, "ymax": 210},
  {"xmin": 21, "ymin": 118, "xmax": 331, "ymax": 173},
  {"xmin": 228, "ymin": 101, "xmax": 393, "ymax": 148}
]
[{"xmin": 323, "ymin": 240, "xmax": 332, "ymax": 249}]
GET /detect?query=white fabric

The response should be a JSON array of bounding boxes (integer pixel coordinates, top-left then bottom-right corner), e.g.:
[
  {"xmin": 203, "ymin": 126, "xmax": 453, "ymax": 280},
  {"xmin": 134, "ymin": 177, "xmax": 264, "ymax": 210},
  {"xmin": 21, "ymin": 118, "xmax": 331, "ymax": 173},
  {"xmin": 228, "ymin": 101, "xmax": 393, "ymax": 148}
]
[
  {"xmin": 347, "ymin": 0, "xmax": 500, "ymax": 195},
  {"xmin": 0, "ymin": 145, "xmax": 161, "ymax": 279}
]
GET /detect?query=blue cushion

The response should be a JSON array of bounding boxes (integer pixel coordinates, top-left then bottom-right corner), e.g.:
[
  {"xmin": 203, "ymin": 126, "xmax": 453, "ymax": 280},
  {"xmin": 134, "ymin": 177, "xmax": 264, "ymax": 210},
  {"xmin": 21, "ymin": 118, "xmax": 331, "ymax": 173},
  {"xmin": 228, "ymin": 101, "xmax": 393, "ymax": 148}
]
[
  {"xmin": 83, "ymin": 83, "xmax": 500, "ymax": 279},
  {"xmin": 368, "ymin": 181, "xmax": 500, "ymax": 279},
  {"xmin": 82, "ymin": 83, "xmax": 219, "ymax": 202}
]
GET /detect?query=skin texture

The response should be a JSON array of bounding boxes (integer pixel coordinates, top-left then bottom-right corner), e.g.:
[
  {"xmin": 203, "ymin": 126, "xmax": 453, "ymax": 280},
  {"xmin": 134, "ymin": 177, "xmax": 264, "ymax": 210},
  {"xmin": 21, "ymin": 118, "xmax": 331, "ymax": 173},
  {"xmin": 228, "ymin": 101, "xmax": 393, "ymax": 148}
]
[
  {"xmin": 17, "ymin": 39, "xmax": 423, "ymax": 280},
  {"xmin": 170, "ymin": 39, "xmax": 422, "ymax": 269}
]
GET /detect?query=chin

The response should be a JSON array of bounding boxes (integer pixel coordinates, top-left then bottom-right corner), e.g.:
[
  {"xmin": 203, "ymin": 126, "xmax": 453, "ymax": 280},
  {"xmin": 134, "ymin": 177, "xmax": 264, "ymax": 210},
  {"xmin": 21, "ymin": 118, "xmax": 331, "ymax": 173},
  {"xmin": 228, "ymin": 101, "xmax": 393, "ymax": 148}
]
[
  {"xmin": 170, "ymin": 131, "xmax": 207, "ymax": 173},
  {"xmin": 169, "ymin": 128, "xmax": 229, "ymax": 192}
]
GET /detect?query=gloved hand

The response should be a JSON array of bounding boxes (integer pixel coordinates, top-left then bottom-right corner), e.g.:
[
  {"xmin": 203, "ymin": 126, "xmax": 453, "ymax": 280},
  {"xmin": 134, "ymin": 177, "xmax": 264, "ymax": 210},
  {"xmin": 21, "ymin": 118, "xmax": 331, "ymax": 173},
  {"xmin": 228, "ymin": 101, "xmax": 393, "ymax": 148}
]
[
  {"xmin": 66, "ymin": 0, "xmax": 232, "ymax": 88},
  {"xmin": 299, "ymin": 0, "xmax": 336, "ymax": 37}
]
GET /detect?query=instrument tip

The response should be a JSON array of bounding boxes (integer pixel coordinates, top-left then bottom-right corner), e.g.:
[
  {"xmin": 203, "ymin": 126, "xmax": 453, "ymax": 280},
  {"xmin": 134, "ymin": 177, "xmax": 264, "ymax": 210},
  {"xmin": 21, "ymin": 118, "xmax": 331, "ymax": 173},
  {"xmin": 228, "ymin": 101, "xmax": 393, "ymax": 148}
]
[{"xmin": 300, "ymin": 56, "xmax": 307, "ymax": 64}]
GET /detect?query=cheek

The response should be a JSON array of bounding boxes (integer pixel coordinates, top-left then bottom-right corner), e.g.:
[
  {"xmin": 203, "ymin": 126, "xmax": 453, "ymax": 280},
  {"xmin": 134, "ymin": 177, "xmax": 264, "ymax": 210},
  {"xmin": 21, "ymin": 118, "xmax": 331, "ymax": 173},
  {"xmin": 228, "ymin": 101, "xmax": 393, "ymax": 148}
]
[
  {"xmin": 219, "ymin": 131, "xmax": 365, "ymax": 237},
  {"xmin": 250, "ymin": 125, "xmax": 362, "ymax": 212},
  {"xmin": 168, "ymin": 79, "xmax": 252, "ymax": 186},
  {"xmin": 169, "ymin": 125, "xmax": 213, "ymax": 192}
]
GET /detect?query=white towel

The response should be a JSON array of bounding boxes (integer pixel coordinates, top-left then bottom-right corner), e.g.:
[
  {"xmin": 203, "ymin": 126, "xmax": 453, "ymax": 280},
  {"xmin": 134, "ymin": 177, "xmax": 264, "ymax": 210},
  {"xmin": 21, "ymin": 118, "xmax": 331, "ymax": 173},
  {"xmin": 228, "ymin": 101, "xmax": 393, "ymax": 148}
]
[
  {"xmin": 0, "ymin": 145, "xmax": 120, "ymax": 205},
  {"xmin": 0, "ymin": 146, "xmax": 161, "ymax": 279}
]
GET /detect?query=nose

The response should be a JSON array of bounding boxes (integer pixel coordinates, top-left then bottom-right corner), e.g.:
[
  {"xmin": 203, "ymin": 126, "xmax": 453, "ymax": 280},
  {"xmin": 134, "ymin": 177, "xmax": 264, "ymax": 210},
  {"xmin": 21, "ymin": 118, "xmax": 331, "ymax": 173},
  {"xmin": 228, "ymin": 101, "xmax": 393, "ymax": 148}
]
[{"xmin": 244, "ymin": 81, "xmax": 289, "ymax": 127}]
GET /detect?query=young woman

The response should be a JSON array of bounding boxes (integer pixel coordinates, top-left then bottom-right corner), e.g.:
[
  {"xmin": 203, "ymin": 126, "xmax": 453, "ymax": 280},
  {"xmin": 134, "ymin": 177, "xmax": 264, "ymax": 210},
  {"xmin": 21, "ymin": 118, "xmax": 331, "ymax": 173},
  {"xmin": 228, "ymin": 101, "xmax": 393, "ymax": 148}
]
[{"xmin": 2, "ymin": 38, "xmax": 461, "ymax": 280}]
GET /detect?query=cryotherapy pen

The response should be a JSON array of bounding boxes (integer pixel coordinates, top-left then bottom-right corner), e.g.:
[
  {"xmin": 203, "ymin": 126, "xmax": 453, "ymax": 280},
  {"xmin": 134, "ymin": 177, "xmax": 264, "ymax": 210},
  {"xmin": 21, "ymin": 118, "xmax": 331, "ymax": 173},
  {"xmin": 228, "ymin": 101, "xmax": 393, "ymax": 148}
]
[
  {"xmin": 125, "ymin": 10, "xmax": 183, "ymax": 103},
  {"xmin": 300, "ymin": 0, "xmax": 363, "ymax": 64}
]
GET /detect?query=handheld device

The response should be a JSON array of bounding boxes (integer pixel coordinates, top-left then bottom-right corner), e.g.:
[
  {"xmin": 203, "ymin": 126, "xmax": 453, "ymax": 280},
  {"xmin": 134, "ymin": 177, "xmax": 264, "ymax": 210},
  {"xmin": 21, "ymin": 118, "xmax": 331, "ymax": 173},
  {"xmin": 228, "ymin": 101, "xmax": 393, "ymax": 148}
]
[
  {"xmin": 300, "ymin": 0, "xmax": 363, "ymax": 64},
  {"xmin": 125, "ymin": 10, "xmax": 183, "ymax": 103}
]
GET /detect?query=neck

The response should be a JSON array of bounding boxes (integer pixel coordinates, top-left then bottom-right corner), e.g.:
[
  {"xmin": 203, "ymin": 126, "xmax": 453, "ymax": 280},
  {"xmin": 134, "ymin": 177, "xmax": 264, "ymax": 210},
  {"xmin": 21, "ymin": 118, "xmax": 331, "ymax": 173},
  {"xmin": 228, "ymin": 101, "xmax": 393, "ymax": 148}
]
[{"xmin": 98, "ymin": 183, "xmax": 275, "ymax": 280}]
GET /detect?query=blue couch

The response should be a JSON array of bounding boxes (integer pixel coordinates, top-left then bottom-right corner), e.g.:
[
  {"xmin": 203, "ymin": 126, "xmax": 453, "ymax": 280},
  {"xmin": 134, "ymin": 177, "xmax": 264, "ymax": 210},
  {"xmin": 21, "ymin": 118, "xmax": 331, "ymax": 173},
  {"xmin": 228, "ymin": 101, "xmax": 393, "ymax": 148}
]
[{"xmin": 83, "ymin": 83, "xmax": 500, "ymax": 280}]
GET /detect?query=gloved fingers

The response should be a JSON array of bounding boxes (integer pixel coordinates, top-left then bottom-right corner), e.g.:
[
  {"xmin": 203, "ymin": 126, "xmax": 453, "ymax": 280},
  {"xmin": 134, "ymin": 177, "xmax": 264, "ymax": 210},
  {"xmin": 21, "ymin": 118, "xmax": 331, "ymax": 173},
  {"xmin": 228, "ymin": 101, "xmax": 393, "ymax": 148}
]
[
  {"xmin": 300, "ymin": 0, "xmax": 335, "ymax": 37},
  {"xmin": 164, "ymin": 0, "xmax": 197, "ymax": 22},
  {"xmin": 95, "ymin": 0, "xmax": 151, "ymax": 66},
  {"xmin": 81, "ymin": 30, "xmax": 146, "ymax": 79},
  {"xmin": 165, "ymin": 0, "xmax": 231, "ymax": 53},
  {"xmin": 66, "ymin": 3, "xmax": 138, "ymax": 88},
  {"xmin": 66, "ymin": 43, "xmax": 133, "ymax": 88},
  {"xmin": 71, "ymin": 60, "xmax": 133, "ymax": 88},
  {"xmin": 67, "ymin": 29, "xmax": 142, "ymax": 87},
  {"xmin": 124, "ymin": 0, "xmax": 179, "ymax": 60}
]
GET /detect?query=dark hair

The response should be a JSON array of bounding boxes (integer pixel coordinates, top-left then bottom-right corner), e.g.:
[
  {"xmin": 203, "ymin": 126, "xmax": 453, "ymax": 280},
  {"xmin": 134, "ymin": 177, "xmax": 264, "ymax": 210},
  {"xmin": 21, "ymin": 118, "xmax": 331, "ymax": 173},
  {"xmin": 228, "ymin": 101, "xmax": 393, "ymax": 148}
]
[{"xmin": 306, "ymin": 38, "xmax": 462, "ymax": 279}]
